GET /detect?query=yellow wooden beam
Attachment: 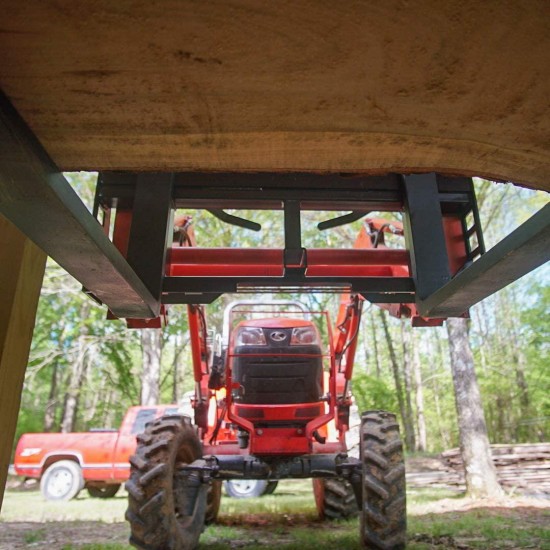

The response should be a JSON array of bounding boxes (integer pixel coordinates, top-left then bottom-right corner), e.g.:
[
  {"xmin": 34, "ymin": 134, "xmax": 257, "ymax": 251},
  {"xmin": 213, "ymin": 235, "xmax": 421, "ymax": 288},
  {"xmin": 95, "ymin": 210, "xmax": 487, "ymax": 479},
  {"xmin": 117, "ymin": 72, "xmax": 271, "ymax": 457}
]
[{"xmin": 0, "ymin": 214, "xmax": 46, "ymax": 509}]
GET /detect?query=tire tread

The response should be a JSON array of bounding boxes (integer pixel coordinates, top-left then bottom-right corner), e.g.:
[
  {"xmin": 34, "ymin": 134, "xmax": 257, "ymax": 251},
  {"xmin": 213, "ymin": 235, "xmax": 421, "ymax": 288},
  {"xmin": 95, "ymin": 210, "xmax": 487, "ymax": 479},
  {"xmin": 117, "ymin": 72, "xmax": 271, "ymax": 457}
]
[
  {"xmin": 360, "ymin": 410, "xmax": 406, "ymax": 550},
  {"xmin": 126, "ymin": 415, "xmax": 206, "ymax": 549}
]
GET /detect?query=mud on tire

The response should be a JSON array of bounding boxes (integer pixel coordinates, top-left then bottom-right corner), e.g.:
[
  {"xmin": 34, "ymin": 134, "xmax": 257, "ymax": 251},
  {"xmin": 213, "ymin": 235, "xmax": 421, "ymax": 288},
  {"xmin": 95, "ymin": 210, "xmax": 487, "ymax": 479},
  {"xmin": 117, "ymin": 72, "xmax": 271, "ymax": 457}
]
[
  {"xmin": 125, "ymin": 415, "xmax": 207, "ymax": 550},
  {"xmin": 360, "ymin": 410, "xmax": 406, "ymax": 550},
  {"xmin": 313, "ymin": 478, "xmax": 358, "ymax": 520}
]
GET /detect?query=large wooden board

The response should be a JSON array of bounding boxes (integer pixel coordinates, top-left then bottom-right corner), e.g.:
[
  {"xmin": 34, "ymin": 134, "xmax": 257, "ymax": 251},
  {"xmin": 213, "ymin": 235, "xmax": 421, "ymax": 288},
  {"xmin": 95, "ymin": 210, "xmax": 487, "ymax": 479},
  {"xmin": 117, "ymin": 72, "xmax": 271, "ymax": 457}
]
[{"xmin": 1, "ymin": 1, "xmax": 549, "ymax": 190}]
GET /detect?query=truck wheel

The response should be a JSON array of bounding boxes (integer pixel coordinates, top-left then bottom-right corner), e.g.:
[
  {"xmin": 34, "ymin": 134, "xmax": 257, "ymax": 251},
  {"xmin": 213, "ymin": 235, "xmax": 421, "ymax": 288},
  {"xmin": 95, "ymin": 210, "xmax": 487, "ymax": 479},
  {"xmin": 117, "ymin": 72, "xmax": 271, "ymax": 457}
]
[
  {"xmin": 360, "ymin": 411, "xmax": 406, "ymax": 550},
  {"xmin": 224, "ymin": 479, "xmax": 269, "ymax": 498},
  {"xmin": 313, "ymin": 478, "xmax": 358, "ymax": 520},
  {"xmin": 87, "ymin": 484, "xmax": 121, "ymax": 498},
  {"xmin": 205, "ymin": 480, "xmax": 222, "ymax": 524},
  {"xmin": 40, "ymin": 460, "xmax": 84, "ymax": 501},
  {"xmin": 126, "ymin": 415, "xmax": 207, "ymax": 550}
]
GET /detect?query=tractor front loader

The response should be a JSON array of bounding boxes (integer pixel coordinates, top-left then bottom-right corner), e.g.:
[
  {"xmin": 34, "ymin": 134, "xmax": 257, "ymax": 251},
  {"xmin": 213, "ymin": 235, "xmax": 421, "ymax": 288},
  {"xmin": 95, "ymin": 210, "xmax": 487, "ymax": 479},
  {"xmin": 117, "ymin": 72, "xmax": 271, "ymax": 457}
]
[
  {"xmin": 93, "ymin": 172, "xmax": 485, "ymax": 549},
  {"xmin": 126, "ymin": 298, "xmax": 406, "ymax": 550}
]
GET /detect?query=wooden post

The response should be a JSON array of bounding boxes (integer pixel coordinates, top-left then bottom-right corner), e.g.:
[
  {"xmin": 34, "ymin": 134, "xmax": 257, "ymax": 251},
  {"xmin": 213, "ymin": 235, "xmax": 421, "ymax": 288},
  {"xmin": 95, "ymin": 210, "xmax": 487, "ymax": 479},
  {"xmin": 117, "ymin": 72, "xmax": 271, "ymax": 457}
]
[{"xmin": 0, "ymin": 214, "xmax": 46, "ymax": 509}]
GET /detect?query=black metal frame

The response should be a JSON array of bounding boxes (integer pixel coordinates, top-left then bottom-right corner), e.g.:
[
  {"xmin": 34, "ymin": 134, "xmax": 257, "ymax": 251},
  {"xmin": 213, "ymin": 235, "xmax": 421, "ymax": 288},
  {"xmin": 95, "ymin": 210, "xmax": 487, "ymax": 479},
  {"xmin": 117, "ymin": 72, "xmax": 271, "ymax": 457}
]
[
  {"xmin": 402, "ymin": 173, "xmax": 451, "ymax": 300},
  {"xmin": 182, "ymin": 452, "xmax": 362, "ymax": 482},
  {"xmin": 95, "ymin": 170, "xmax": 488, "ymax": 313},
  {"xmin": 182, "ymin": 452, "xmax": 363, "ymax": 508},
  {"xmin": 418, "ymin": 203, "xmax": 550, "ymax": 317},
  {"xmin": 0, "ymin": 91, "xmax": 158, "ymax": 319},
  {"xmin": 125, "ymin": 173, "xmax": 174, "ymax": 301},
  {"xmin": 1, "ymin": 89, "xmax": 548, "ymax": 320}
]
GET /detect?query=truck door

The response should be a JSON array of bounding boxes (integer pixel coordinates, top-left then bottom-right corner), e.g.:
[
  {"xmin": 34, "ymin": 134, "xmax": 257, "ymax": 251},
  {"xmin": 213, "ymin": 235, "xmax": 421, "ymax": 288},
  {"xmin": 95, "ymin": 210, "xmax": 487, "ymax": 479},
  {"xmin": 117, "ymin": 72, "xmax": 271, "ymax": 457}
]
[{"xmin": 112, "ymin": 408, "xmax": 157, "ymax": 481}]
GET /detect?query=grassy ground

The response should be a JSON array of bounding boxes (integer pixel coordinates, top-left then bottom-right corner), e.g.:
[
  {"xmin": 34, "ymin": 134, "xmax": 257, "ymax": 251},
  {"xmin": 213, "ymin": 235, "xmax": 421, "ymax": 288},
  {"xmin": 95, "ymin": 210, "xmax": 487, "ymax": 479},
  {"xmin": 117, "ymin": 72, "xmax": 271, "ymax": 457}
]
[{"xmin": 1, "ymin": 481, "xmax": 549, "ymax": 549}]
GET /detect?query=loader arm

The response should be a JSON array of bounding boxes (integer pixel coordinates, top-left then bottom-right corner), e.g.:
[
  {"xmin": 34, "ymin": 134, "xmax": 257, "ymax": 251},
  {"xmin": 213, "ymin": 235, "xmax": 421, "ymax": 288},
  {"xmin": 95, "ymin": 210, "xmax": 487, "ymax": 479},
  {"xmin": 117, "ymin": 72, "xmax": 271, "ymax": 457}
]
[{"xmin": 97, "ymin": 172, "xmax": 501, "ymax": 324}]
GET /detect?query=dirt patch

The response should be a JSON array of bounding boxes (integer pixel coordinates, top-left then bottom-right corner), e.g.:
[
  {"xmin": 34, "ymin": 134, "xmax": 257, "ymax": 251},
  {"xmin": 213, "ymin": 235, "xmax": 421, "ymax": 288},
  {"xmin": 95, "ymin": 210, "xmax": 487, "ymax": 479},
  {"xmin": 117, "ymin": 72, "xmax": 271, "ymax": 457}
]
[
  {"xmin": 5, "ymin": 478, "xmax": 39, "ymax": 492},
  {"xmin": 0, "ymin": 506, "xmax": 550, "ymax": 550},
  {"xmin": 219, "ymin": 512, "xmax": 320, "ymax": 528},
  {"xmin": 410, "ymin": 495, "xmax": 550, "ymax": 516},
  {"xmin": 1, "ymin": 497, "xmax": 548, "ymax": 549},
  {"xmin": 410, "ymin": 533, "xmax": 471, "ymax": 549},
  {"xmin": 409, "ymin": 506, "xmax": 550, "ymax": 550},
  {"xmin": 0, "ymin": 521, "xmax": 128, "ymax": 549}
]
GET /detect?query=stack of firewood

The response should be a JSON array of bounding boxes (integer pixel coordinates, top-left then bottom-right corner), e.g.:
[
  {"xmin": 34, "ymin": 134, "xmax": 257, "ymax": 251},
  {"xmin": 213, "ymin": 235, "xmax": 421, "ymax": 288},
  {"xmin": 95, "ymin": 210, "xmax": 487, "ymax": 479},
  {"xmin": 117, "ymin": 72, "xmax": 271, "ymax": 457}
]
[{"xmin": 406, "ymin": 443, "xmax": 550, "ymax": 494}]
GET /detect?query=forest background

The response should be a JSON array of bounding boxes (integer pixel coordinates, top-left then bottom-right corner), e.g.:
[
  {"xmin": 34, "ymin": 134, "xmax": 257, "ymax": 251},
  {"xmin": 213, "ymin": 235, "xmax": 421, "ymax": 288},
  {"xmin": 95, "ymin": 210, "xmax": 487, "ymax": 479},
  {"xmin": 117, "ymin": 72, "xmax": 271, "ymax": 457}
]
[{"xmin": 11, "ymin": 174, "xmax": 549, "ymax": 456}]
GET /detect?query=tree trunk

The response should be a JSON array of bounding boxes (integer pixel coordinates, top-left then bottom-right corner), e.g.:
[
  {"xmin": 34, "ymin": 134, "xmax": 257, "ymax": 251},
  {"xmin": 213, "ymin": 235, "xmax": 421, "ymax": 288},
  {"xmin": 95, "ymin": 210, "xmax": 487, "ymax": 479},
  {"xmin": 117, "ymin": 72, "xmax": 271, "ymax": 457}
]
[
  {"xmin": 60, "ymin": 350, "xmax": 89, "ymax": 433},
  {"xmin": 506, "ymin": 289, "xmax": 531, "ymax": 441},
  {"xmin": 432, "ymin": 329, "xmax": 452, "ymax": 448},
  {"xmin": 369, "ymin": 307, "xmax": 381, "ymax": 378},
  {"xmin": 102, "ymin": 389, "xmax": 115, "ymax": 428},
  {"xmin": 473, "ymin": 304, "xmax": 489, "ymax": 373},
  {"xmin": 172, "ymin": 342, "xmax": 179, "ymax": 405},
  {"xmin": 172, "ymin": 332, "xmax": 184, "ymax": 403},
  {"xmin": 84, "ymin": 372, "xmax": 104, "ymax": 424},
  {"xmin": 60, "ymin": 303, "xmax": 90, "ymax": 433},
  {"xmin": 140, "ymin": 329, "xmax": 162, "ymax": 406},
  {"xmin": 379, "ymin": 310, "xmax": 415, "ymax": 451},
  {"xmin": 447, "ymin": 317, "xmax": 503, "ymax": 498},
  {"xmin": 401, "ymin": 323, "xmax": 417, "ymax": 451},
  {"xmin": 43, "ymin": 363, "xmax": 58, "ymax": 432},
  {"xmin": 513, "ymin": 347, "xmax": 531, "ymax": 441},
  {"xmin": 412, "ymin": 334, "xmax": 427, "ymax": 452}
]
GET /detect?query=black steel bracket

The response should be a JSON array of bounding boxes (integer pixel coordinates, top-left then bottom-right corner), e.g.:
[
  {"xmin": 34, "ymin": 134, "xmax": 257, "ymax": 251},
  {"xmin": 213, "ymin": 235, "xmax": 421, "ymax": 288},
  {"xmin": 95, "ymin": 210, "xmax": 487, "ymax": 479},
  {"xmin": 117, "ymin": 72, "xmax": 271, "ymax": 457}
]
[
  {"xmin": 418, "ymin": 202, "xmax": 550, "ymax": 317},
  {"xmin": 403, "ymin": 173, "xmax": 451, "ymax": 301},
  {"xmin": 0, "ymin": 91, "xmax": 158, "ymax": 318},
  {"xmin": 126, "ymin": 173, "xmax": 174, "ymax": 302}
]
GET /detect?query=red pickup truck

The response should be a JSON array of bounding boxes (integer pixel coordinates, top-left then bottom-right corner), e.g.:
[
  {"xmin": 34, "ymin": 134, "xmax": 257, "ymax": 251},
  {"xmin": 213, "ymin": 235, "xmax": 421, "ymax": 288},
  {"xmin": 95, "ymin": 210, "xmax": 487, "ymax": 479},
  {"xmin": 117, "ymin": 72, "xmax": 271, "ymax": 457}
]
[{"xmin": 13, "ymin": 404, "xmax": 181, "ymax": 501}]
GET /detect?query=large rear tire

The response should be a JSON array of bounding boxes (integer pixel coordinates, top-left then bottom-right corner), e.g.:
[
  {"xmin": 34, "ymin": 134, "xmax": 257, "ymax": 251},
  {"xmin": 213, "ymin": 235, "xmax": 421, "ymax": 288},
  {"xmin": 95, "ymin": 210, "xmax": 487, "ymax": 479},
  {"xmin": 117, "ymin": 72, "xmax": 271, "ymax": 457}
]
[
  {"xmin": 360, "ymin": 410, "xmax": 406, "ymax": 550},
  {"xmin": 313, "ymin": 478, "xmax": 358, "ymax": 520},
  {"xmin": 125, "ymin": 415, "xmax": 207, "ymax": 550}
]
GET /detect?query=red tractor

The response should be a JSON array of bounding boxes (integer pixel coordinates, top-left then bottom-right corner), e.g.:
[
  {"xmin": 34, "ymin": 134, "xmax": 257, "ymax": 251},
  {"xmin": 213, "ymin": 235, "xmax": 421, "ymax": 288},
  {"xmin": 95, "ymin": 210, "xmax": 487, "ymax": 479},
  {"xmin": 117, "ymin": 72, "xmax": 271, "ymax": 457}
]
[
  {"xmin": 126, "ymin": 297, "xmax": 405, "ymax": 550},
  {"xmin": 122, "ymin": 215, "xmax": 467, "ymax": 549},
  {"xmin": 92, "ymin": 172, "xmax": 484, "ymax": 549}
]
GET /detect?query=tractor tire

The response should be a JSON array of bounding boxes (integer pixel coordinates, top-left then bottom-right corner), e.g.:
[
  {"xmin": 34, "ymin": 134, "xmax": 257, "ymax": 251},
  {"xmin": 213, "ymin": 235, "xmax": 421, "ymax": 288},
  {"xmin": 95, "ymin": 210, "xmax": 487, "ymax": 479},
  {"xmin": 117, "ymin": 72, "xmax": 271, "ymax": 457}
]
[
  {"xmin": 205, "ymin": 480, "xmax": 222, "ymax": 524},
  {"xmin": 125, "ymin": 415, "xmax": 207, "ymax": 550},
  {"xmin": 40, "ymin": 460, "xmax": 84, "ymax": 501},
  {"xmin": 87, "ymin": 484, "xmax": 121, "ymax": 498},
  {"xmin": 312, "ymin": 478, "xmax": 359, "ymax": 520},
  {"xmin": 360, "ymin": 410, "xmax": 406, "ymax": 550}
]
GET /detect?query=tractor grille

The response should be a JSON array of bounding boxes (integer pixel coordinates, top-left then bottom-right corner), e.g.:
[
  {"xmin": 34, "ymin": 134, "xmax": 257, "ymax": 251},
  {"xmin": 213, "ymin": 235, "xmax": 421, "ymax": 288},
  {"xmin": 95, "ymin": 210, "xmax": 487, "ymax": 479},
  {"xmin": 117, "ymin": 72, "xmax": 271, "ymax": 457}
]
[{"xmin": 232, "ymin": 347, "xmax": 323, "ymax": 405}]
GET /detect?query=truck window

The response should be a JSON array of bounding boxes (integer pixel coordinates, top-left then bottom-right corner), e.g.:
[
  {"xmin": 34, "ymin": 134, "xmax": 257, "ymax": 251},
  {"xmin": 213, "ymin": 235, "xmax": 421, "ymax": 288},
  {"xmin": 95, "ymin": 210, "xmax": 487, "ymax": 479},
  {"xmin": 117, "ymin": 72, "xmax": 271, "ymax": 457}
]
[
  {"xmin": 131, "ymin": 408, "xmax": 157, "ymax": 434},
  {"xmin": 164, "ymin": 407, "xmax": 181, "ymax": 416}
]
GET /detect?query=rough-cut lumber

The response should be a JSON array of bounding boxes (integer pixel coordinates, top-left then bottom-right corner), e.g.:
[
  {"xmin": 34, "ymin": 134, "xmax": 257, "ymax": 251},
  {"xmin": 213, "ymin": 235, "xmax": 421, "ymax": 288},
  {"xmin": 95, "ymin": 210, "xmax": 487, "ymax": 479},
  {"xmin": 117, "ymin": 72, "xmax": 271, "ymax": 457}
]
[
  {"xmin": 0, "ymin": 1, "xmax": 549, "ymax": 190},
  {"xmin": 407, "ymin": 443, "xmax": 550, "ymax": 493}
]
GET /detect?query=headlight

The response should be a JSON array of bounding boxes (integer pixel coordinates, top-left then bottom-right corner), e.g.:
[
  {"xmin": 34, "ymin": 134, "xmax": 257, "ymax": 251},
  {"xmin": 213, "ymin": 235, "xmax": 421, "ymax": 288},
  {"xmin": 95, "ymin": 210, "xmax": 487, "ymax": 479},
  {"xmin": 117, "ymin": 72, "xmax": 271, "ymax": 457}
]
[
  {"xmin": 235, "ymin": 327, "xmax": 266, "ymax": 346},
  {"xmin": 290, "ymin": 326, "xmax": 319, "ymax": 345}
]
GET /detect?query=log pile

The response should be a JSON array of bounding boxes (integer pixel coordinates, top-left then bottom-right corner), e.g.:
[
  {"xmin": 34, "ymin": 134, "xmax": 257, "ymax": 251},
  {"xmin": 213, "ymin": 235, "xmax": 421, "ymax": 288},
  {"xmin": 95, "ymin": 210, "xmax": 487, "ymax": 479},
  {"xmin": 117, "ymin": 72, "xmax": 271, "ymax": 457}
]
[{"xmin": 406, "ymin": 443, "xmax": 550, "ymax": 494}]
